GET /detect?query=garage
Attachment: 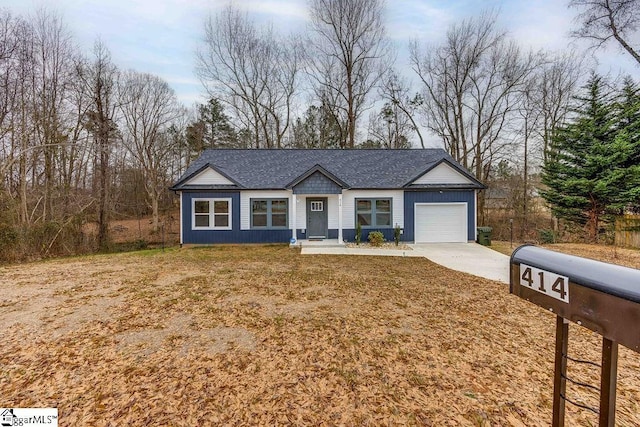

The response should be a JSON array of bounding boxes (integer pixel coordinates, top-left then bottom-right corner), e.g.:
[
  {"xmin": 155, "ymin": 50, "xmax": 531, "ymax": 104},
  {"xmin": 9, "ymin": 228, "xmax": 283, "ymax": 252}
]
[{"xmin": 414, "ymin": 203, "xmax": 468, "ymax": 243}]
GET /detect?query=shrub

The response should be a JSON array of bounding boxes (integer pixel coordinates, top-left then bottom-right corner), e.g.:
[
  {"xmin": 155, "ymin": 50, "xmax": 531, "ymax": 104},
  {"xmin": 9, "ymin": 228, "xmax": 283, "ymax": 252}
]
[
  {"xmin": 355, "ymin": 222, "xmax": 362, "ymax": 245},
  {"xmin": 394, "ymin": 224, "xmax": 401, "ymax": 246},
  {"xmin": 538, "ymin": 229, "xmax": 556, "ymax": 244},
  {"xmin": 368, "ymin": 231, "xmax": 385, "ymax": 247},
  {"xmin": 0, "ymin": 224, "xmax": 20, "ymax": 263}
]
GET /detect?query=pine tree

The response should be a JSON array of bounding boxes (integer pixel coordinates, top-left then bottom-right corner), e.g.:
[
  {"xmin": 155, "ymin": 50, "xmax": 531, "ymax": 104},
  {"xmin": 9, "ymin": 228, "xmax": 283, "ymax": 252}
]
[
  {"xmin": 186, "ymin": 98, "xmax": 239, "ymax": 159},
  {"xmin": 541, "ymin": 74, "xmax": 628, "ymax": 241},
  {"xmin": 614, "ymin": 78, "xmax": 640, "ymax": 212}
]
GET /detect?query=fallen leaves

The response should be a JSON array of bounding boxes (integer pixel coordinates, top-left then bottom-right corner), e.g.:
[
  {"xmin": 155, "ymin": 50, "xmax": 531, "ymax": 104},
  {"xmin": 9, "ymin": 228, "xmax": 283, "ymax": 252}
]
[{"xmin": 0, "ymin": 244, "xmax": 638, "ymax": 426}]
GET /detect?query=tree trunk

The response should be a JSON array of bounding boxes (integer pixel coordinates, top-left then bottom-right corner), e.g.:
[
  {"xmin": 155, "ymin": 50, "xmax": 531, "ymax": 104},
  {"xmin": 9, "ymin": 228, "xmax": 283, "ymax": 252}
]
[
  {"xmin": 150, "ymin": 188, "xmax": 160, "ymax": 233},
  {"xmin": 97, "ymin": 139, "xmax": 110, "ymax": 250}
]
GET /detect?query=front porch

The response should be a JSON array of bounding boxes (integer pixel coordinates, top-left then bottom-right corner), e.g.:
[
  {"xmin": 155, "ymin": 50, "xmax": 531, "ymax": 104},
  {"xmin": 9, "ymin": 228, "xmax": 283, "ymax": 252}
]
[
  {"xmin": 291, "ymin": 193, "xmax": 344, "ymax": 243},
  {"xmin": 291, "ymin": 238, "xmax": 345, "ymax": 248}
]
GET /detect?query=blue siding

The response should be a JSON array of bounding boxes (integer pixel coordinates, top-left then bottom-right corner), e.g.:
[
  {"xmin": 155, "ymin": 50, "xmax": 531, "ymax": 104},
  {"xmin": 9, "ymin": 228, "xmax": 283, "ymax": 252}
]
[
  {"xmin": 403, "ymin": 190, "xmax": 476, "ymax": 241},
  {"xmin": 296, "ymin": 228, "xmax": 398, "ymax": 243},
  {"xmin": 293, "ymin": 172, "xmax": 342, "ymax": 194},
  {"xmin": 182, "ymin": 191, "xmax": 292, "ymax": 244},
  {"xmin": 342, "ymin": 228, "xmax": 398, "ymax": 243},
  {"xmin": 182, "ymin": 189, "xmax": 476, "ymax": 244}
]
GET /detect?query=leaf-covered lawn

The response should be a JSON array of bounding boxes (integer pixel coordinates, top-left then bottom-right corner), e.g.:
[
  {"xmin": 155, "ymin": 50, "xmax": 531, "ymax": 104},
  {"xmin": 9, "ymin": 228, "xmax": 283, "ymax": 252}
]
[{"xmin": 1, "ymin": 245, "xmax": 638, "ymax": 426}]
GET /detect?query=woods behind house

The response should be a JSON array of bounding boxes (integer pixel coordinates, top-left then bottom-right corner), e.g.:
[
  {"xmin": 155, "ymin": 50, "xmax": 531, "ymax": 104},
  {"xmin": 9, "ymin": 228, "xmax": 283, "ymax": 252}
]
[{"xmin": 1, "ymin": 1, "xmax": 638, "ymax": 261}]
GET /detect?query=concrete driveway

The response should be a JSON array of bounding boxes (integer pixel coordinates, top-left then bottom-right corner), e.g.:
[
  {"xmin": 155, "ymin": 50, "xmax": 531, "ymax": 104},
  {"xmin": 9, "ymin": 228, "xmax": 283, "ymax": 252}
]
[
  {"xmin": 410, "ymin": 243, "xmax": 509, "ymax": 284},
  {"xmin": 301, "ymin": 242, "xmax": 510, "ymax": 284}
]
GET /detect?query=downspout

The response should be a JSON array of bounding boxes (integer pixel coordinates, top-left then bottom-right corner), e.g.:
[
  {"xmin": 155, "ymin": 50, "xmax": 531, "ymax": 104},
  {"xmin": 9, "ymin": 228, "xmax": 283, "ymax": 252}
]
[
  {"xmin": 178, "ymin": 191, "xmax": 183, "ymax": 247},
  {"xmin": 474, "ymin": 190, "xmax": 478, "ymax": 243},
  {"xmin": 291, "ymin": 192, "xmax": 297, "ymax": 244},
  {"xmin": 338, "ymin": 192, "xmax": 343, "ymax": 243}
]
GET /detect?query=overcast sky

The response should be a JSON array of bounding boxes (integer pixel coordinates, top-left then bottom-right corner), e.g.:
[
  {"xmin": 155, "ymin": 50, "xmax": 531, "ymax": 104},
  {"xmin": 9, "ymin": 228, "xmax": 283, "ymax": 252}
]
[{"xmin": 3, "ymin": 0, "xmax": 639, "ymax": 106}]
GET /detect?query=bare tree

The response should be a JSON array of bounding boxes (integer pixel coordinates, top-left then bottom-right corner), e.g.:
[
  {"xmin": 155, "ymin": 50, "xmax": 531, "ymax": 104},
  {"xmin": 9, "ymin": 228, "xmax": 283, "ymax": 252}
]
[
  {"xmin": 119, "ymin": 70, "xmax": 180, "ymax": 232},
  {"xmin": 514, "ymin": 74, "xmax": 543, "ymax": 238},
  {"xmin": 570, "ymin": 0, "xmax": 640, "ymax": 65},
  {"xmin": 0, "ymin": 9, "xmax": 20, "ymax": 139},
  {"xmin": 307, "ymin": 0, "xmax": 390, "ymax": 148},
  {"xmin": 378, "ymin": 70, "xmax": 424, "ymax": 148},
  {"xmin": 8, "ymin": 14, "xmax": 34, "ymax": 226},
  {"xmin": 196, "ymin": 5, "xmax": 302, "ymax": 148},
  {"xmin": 536, "ymin": 52, "xmax": 584, "ymax": 162},
  {"xmin": 0, "ymin": 6, "xmax": 191, "ymax": 260},
  {"xmin": 410, "ymin": 12, "xmax": 541, "ymax": 221},
  {"xmin": 30, "ymin": 8, "xmax": 75, "ymax": 222},
  {"xmin": 76, "ymin": 40, "xmax": 119, "ymax": 249},
  {"xmin": 366, "ymin": 102, "xmax": 413, "ymax": 149}
]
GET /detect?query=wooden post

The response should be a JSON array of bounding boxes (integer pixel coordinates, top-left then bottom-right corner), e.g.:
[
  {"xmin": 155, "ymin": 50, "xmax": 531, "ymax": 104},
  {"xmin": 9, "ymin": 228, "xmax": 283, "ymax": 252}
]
[
  {"xmin": 552, "ymin": 316, "xmax": 568, "ymax": 427},
  {"xmin": 599, "ymin": 338, "xmax": 618, "ymax": 427}
]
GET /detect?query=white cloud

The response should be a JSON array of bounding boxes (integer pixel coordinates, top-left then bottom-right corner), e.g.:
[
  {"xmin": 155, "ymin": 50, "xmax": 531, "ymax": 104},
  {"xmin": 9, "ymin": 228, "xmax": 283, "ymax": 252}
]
[
  {"xmin": 3, "ymin": 0, "xmax": 638, "ymax": 108},
  {"xmin": 387, "ymin": 1, "xmax": 453, "ymax": 42},
  {"xmin": 237, "ymin": 0, "xmax": 309, "ymax": 20}
]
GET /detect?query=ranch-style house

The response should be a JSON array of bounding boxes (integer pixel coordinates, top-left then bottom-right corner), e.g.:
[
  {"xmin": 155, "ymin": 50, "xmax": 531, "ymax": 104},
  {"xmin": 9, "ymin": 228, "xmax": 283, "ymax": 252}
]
[{"xmin": 170, "ymin": 149, "xmax": 485, "ymax": 245}]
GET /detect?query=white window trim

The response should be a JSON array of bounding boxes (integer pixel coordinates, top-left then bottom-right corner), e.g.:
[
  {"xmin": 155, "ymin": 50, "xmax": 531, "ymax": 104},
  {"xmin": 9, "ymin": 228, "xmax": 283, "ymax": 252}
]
[{"xmin": 192, "ymin": 197, "xmax": 232, "ymax": 230}]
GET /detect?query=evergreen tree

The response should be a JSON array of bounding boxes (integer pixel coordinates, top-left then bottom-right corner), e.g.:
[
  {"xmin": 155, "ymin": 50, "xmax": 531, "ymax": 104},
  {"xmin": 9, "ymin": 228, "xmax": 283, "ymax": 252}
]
[
  {"xmin": 614, "ymin": 78, "xmax": 640, "ymax": 211},
  {"xmin": 290, "ymin": 102, "xmax": 343, "ymax": 148},
  {"xmin": 186, "ymin": 98, "xmax": 239, "ymax": 159},
  {"xmin": 541, "ymin": 74, "xmax": 636, "ymax": 241}
]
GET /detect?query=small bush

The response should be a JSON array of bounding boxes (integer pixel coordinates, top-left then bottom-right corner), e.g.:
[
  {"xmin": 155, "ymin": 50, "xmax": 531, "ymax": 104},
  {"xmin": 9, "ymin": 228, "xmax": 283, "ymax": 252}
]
[
  {"xmin": 355, "ymin": 222, "xmax": 362, "ymax": 245},
  {"xmin": 0, "ymin": 224, "xmax": 20, "ymax": 263},
  {"xmin": 538, "ymin": 229, "xmax": 556, "ymax": 244},
  {"xmin": 368, "ymin": 231, "xmax": 385, "ymax": 247},
  {"xmin": 394, "ymin": 224, "xmax": 401, "ymax": 246}
]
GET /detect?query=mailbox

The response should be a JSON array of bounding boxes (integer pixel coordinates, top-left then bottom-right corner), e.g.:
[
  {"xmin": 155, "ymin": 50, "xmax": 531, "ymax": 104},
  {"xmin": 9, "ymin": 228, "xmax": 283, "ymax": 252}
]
[
  {"xmin": 510, "ymin": 244, "xmax": 640, "ymax": 351},
  {"xmin": 510, "ymin": 245, "xmax": 640, "ymax": 426}
]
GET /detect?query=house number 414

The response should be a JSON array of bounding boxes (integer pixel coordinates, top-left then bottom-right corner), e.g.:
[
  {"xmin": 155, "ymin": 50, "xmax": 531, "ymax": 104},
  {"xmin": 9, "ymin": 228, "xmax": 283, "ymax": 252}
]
[{"xmin": 519, "ymin": 264, "xmax": 569, "ymax": 303}]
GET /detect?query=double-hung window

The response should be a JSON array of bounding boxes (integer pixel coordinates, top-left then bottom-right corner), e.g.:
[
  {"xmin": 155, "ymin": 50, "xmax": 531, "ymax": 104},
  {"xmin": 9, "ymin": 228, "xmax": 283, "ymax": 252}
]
[
  {"xmin": 192, "ymin": 198, "xmax": 232, "ymax": 230},
  {"xmin": 251, "ymin": 199, "xmax": 288, "ymax": 229},
  {"xmin": 355, "ymin": 198, "xmax": 392, "ymax": 228}
]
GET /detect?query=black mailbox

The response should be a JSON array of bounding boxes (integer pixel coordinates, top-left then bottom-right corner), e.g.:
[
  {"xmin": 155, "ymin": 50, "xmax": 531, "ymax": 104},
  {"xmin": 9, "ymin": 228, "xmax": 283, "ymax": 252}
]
[
  {"xmin": 510, "ymin": 245, "xmax": 640, "ymax": 426},
  {"xmin": 510, "ymin": 244, "xmax": 640, "ymax": 351}
]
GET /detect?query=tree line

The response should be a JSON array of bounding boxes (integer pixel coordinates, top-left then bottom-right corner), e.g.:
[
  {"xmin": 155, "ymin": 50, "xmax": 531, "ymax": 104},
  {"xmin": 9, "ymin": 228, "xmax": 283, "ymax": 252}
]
[
  {"xmin": 0, "ymin": 8, "xmax": 188, "ymax": 259},
  {"xmin": 1, "ymin": 0, "xmax": 638, "ymax": 261}
]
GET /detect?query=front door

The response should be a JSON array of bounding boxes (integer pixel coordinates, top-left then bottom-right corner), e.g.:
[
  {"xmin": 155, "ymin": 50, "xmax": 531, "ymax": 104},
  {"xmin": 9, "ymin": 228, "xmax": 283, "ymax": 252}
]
[{"xmin": 307, "ymin": 198, "xmax": 328, "ymax": 238}]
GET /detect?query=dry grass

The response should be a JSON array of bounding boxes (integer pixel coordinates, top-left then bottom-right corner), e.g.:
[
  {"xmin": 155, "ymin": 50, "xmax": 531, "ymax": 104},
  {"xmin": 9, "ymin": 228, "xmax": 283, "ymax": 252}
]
[
  {"xmin": 0, "ymin": 245, "xmax": 639, "ymax": 426},
  {"xmin": 491, "ymin": 240, "xmax": 640, "ymax": 269}
]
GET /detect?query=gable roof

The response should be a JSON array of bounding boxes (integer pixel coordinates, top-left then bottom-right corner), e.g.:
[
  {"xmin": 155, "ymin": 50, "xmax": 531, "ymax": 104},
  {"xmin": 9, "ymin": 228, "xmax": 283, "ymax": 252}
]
[
  {"xmin": 178, "ymin": 163, "xmax": 241, "ymax": 188},
  {"xmin": 404, "ymin": 158, "xmax": 482, "ymax": 188},
  {"xmin": 285, "ymin": 164, "xmax": 349, "ymax": 189},
  {"xmin": 171, "ymin": 149, "xmax": 485, "ymax": 191}
]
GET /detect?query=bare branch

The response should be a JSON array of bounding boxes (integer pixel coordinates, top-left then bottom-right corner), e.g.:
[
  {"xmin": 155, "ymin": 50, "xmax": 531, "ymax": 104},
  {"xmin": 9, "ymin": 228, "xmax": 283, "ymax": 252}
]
[{"xmin": 570, "ymin": 0, "xmax": 640, "ymax": 65}]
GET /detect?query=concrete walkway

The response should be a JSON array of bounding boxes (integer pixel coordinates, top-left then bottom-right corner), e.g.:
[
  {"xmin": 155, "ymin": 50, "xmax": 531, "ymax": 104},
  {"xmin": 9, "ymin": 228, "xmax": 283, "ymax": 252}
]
[
  {"xmin": 301, "ymin": 243, "xmax": 510, "ymax": 284},
  {"xmin": 410, "ymin": 243, "xmax": 510, "ymax": 284},
  {"xmin": 301, "ymin": 246, "xmax": 423, "ymax": 258}
]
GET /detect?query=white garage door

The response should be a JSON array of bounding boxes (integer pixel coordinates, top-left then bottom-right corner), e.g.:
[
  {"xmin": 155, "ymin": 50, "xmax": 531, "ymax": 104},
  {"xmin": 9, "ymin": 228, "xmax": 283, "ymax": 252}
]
[{"xmin": 415, "ymin": 203, "xmax": 468, "ymax": 243}]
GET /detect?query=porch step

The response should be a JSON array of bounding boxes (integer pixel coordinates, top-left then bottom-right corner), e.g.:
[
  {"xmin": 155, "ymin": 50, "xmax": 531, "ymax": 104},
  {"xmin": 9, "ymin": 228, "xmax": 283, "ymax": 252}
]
[{"xmin": 293, "ymin": 239, "xmax": 345, "ymax": 248}]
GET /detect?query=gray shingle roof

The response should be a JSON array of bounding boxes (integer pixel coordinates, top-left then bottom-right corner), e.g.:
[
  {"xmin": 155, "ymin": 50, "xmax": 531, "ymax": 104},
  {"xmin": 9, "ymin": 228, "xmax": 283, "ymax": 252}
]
[{"xmin": 171, "ymin": 149, "xmax": 484, "ymax": 190}]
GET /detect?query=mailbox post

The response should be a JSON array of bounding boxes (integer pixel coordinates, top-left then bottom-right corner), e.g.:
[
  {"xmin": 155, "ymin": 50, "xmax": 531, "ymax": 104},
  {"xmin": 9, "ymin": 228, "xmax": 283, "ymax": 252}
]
[{"xmin": 510, "ymin": 245, "xmax": 640, "ymax": 427}]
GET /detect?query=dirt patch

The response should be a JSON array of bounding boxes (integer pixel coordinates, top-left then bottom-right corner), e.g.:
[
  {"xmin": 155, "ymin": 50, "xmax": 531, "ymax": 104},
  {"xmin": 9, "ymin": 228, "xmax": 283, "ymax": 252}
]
[
  {"xmin": 116, "ymin": 314, "xmax": 256, "ymax": 356},
  {"xmin": 0, "ymin": 245, "xmax": 638, "ymax": 426}
]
